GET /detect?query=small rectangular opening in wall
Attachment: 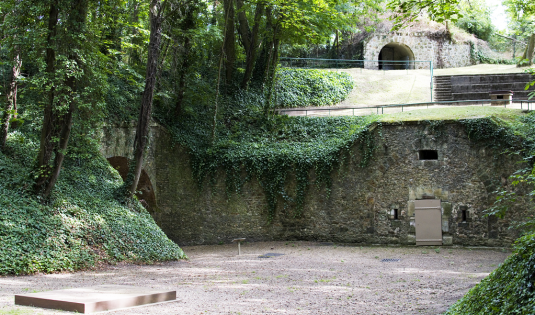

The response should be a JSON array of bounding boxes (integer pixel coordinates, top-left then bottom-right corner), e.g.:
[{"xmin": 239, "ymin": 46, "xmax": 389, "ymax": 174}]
[
  {"xmin": 393, "ymin": 209, "xmax": 399, "ymax": 220},
  {"xmin": 419, "ymin": 150, "xmax": 438, "ymax": 160},
  {"xmin": 460, "ymin": 205, "xmax": 468, "ymax": 222},
  {"xmin": 497, "ymin": 95, "xmax": 504, "ymax": 99}
]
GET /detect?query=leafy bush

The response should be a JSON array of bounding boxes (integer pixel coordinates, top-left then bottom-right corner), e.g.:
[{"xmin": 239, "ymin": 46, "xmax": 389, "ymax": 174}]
[
  {"xmin": 445, "ymin": 234, "xmax": 535, "ymax": 314},
  {"xmin": 276, "ymin": 68, "xmax": 354, "ymax": 108},
  {"xmin": 0, "ymin": 130, "xmax": 185, "ymax": 275}
]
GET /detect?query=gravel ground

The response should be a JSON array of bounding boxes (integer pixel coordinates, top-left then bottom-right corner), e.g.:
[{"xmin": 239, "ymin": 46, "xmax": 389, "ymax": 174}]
[{"xmin": 0, "ymin": 242, "xmax": 510, "ymax": 315}]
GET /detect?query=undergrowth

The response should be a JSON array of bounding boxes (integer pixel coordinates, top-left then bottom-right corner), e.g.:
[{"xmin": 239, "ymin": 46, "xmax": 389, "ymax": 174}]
[
  {"xmin": 275, "ymin": 68, "xmax": 353, "ymax": 108},
  {"xmin": 0, "ymin": 130, "xmax": 185, "ymax": 275}
]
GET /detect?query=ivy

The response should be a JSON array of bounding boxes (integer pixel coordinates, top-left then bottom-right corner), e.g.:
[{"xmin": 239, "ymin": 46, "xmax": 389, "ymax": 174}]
[
  {"xmin": 275, "ymin": 68, "xmax": 354, "ymax": 108},
  {"xmin": 0, "ymin": 129, "xmax": 186, "ymax": 275},
  {"xmin": 166, "ymin": 106, "xmax": 378, "ymax": 221}
]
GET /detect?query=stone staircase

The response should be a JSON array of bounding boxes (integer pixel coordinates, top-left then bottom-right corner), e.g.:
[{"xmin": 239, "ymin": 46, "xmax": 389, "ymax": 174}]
[
  {"xmin": 433, "ymin": 76, "xmax": 453, "ymax": 101},
  {"xmin": 433, "ymin": 73, "xmax": 534, "ymax": 102}
]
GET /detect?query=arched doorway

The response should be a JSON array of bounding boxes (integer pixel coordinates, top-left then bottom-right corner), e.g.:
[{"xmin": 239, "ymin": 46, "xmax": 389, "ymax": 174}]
[
  {"xmin": 107, "ymin": 156, "xmax": 157, "ymax": 212},
  {"xmin": 378, "ymin": 43, "xmax": 415, "ymax": 70}
]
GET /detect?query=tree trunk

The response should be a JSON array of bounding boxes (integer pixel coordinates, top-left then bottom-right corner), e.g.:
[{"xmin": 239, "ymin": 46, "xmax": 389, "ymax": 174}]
[
  {"xmin": 0, "ymin": 51, "xmax": 21, "ymax": 151},
  {"xmin": 527, "ymin": 34, "xmax": 535, "ymax": 66},
  {"xmin": 174, "ymin": 6, "xmax": 195, "ymax": 117},
  {"xmin": 35, "ymin": 0, "xmax": 59, "ymax": 191},
  {"xmin": 223, "ymin": 0, "xmax": 235, "ymax": 85},
  {"xmin": 128, "ymin": 0, "xmax": 165, "ymax": 197},
  {"xmin": 43, "ymin": 97, "xmax": 74, "ymax": 198},
  {"xmin": 36, "ymin": 0, "xmax": 88, "ymax": 198},
  {"xmin": 237, "ymin": 0, "xmax": 263, "ymax": 89}
]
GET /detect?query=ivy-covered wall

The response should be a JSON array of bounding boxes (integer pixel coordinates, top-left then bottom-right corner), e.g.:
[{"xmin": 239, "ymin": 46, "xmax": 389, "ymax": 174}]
[{"xmin": 100, "ymin": 121, "xmax": 529, "ymax": 247}]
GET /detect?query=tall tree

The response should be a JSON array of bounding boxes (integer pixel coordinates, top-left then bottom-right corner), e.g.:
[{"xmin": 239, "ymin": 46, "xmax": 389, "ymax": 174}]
[
  {"xmin": 128, "ymin": 0, "xmax": 167, "ymax": 197},
  {"xmin": 35, "ymin": 0, "xmax": 93, "ymax": 198}
]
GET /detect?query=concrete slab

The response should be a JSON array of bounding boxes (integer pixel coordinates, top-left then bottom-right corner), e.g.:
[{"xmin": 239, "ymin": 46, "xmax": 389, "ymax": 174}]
[{"xmin": 14, "ymin": 285, "xmax": 176, "ymax": 313}]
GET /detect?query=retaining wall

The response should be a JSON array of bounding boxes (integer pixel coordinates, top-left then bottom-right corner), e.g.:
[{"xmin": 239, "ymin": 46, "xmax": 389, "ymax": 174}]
[{"xmin": 100, "ymin": 121, "xmax": 530, "ymax": 247}]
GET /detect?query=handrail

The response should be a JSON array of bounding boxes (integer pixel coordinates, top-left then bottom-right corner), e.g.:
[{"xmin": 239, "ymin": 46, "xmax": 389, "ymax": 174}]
[{"xmin": 276, "ymin": 99, "xmax": 535, "ymax": 117}]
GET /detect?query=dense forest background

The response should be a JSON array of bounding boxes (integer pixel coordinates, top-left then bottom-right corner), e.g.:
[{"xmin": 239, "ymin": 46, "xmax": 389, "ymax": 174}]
[{"xmin": 0, "ymin": 0, "xmax": 532, "ymax": 199}]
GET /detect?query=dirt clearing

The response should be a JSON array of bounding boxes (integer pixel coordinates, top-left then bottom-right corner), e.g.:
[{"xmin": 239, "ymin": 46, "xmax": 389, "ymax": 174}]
[{"xmin": 0, "ymin": 242, "xmax": 509, "ymax": 314}]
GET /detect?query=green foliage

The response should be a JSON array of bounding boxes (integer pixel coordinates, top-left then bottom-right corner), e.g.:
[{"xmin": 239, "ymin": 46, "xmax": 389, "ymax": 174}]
[
  {"xmin": 275, "ymin": 68, "xmax": 353, "ymax": 108},
  {"xmin": 526, "ymin": 68, "xmax": 535, "ymax": 99},
  {"xmin": 164, "ymin": 93, "xmax": 377, "ymax": 220},
  {"xmin": 0, "ymin": 130, "xmax": 185, "ymax": 275},
  {"xmin": 454, "ymin": 0, "xmax": 494, "ymax": 41},
  {"xmin": 388, "ymin": 0, "xmax": 463, "ymax": 31},
  {"xmin": 470, "ymin": 42, "xmax": 516, "ymax": 65},
  {"xmin": 445, "ymin": 233, "xmax": 535, "ymax": 314}
]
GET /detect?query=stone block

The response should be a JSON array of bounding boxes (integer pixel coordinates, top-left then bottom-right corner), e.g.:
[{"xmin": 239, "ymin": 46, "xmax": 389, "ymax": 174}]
[
  {"xmin": 442, "ymin": 236, "xmax": 453, "ymax": 246},
  {"xmin": 15, "ymin": 285, "xmax": 176, "ymax": 314},
  {"xmin": 442, "ymin": 218, "xmax": 449, "ymax": 233},
  {"xmin": 442, "ymin": 202, "xmax": 452, "ymax": 217},
  {"xmin": 406, "ymin": 234, "xmax": 416, "ymax": 244}
]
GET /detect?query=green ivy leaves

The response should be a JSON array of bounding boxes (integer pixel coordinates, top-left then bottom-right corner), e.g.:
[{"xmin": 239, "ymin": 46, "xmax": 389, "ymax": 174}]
[{"xmin": 275, "ymin": 68, "xmax": 354, "ymax": 108}]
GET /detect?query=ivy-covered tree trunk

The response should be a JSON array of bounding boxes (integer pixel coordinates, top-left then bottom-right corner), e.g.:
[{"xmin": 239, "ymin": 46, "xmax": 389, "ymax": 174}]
[
  {"xmin": 128, "ymin": 0, "xmax": 165, "ymax": 197},
  {"xmin": 0, "ymin": 51, "xmax": 21, "ymax": 151}
]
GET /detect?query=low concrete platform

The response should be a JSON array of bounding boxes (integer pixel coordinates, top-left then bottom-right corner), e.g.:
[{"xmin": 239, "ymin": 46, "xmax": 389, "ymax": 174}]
[{"xmin": 14, "ymin": 285, "xmax": 176, "ymax": 313}]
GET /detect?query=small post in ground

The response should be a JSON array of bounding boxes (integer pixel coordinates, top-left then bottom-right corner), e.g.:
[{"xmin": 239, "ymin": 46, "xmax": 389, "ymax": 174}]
[{"xmin": 232, "ymin": 238, "xmax": 246, "ymax": 255}]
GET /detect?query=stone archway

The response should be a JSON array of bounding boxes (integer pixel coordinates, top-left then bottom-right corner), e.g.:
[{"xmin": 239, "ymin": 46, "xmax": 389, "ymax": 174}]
[
  {"xmin": 107, "ymin": 156, "xmax": 157, "ymax": 212},
  {"xmin": 378, "ymin": 42, "xmax": 415, "ymax": 70}
]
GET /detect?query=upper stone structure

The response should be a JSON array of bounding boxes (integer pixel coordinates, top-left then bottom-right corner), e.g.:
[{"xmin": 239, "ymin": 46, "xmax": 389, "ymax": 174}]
[{"xmin": 363, "ymin": 32, "xmax": 472, "ymax": 70}]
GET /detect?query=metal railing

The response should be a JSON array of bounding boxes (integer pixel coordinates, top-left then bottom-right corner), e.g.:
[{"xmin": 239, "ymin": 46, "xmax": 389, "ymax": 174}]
[{"xmin": 276, "ymin": 99, "xmax": 535, "ymax": 117}]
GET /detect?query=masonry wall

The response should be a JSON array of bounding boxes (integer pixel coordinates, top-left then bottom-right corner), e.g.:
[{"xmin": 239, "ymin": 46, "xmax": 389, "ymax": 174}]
[
  {"xmin": 364, "ymin": 33, "xmax": 472, "ymax": 69},
  {"xmin": 100, "ymin": 121, "xmax": 529, "ymax": 247}
]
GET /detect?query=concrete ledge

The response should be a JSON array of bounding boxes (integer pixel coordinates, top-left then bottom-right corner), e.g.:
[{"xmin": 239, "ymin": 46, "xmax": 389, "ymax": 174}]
[{"xmin": 15, "ymin": 285, "xmax": 176, "ymax": 313}]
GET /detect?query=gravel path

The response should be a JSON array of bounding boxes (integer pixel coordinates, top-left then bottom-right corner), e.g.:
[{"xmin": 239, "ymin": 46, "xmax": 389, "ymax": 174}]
[{"xmin": 0, "ymin": 242, "xmax": 509, "ymax": 314}]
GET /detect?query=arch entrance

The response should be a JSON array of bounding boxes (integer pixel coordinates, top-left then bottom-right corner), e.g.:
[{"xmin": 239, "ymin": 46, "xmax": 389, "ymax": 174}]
[
  {"xmin": 378, "ymin": 42, "xmax": 415, "ymax": 70},
  {"xmin": 107, "ymin": 156, "xmax": 157, "ymax": 212}
]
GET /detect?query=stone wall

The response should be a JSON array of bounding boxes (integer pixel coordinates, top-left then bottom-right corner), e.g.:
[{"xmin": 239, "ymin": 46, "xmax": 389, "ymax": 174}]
[
  {"xmin": 100, "ymin": 121, "xmax": 529, "ymax": 247},
  {"xmin": 363, "ymin": 33, "xmax": 472, "ymax": 69}
]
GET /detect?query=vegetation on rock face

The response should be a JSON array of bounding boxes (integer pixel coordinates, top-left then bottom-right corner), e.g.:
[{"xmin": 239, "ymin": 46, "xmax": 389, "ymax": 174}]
[
  {"xmin": 0, "ymin": 130, "xmax": 185, "ymax": 275},
  {"xmin": 276, "ymin": 68, "xmax": 354, "ymax": 108},
  {"xmin": 163, "ymin": 90, "xmax": 377, "ymax": 220}
]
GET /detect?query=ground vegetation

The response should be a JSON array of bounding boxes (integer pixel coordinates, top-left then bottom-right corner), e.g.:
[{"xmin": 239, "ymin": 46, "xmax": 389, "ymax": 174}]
[{"xmin": 0, "ymin": 0, "xmax": 381, "ymax": 273}]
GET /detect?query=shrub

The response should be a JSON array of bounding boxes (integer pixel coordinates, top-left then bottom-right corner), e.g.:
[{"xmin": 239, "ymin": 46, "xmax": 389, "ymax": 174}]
[{"xmin": 276, "ymin": 68, "xmax": 354, "ymax": 108}]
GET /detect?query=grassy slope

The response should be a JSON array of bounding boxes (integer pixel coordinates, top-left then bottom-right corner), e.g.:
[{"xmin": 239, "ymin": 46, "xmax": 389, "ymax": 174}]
[
  {"xmin": 0, "ymin": 131, "xmax": 185, "ymax": 275},
  {"xmin": 379, "ymin": 106, "xmax": 525, "ymax": 122}
]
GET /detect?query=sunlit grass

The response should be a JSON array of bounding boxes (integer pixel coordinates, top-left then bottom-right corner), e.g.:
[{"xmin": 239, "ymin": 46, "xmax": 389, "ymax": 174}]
[{"xmin": 379, "ymin": 106, "xmax": 525, "ymax": 122}]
